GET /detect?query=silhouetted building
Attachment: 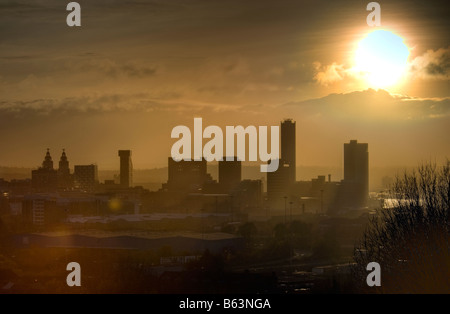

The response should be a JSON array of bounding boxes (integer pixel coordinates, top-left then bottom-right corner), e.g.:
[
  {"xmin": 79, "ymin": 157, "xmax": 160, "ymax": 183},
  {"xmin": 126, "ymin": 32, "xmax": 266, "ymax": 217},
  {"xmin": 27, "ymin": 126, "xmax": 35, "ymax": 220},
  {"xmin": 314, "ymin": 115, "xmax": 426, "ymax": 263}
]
[
  {"xmin": 31, "ymin": 149, "xmax": 58, "ymax": 192},
  {"xmin": 281, "ymin": 119, "xmax": 296, "ymax": 183},
  {"xmin": 267, "ymin": 160, "xmax": 292, "ymax": 210},
  {"xmin": 118, "ymin": 150, "xmax": 133, "ymax": 188},
  {"xmin": 42, "ymin": 148, "xmax": 53, "ymax": 170},
  {"xmin": 74, "ymin": 164, "xmax": 98, "ymax": 192},
  {"xmin": 57, "ymin": 149, "xmax": 73, "ymax": 190},
  {"xmin": 22, "ymin": 195, "xmax": 60, "ymax": 226},
  {"xmin": 343, "ymin": 140, "xmax": 369, "ymax": 208},
  {"xmin": 234, "ymin": 179, "xmax": 263, "ymax": 211},
  {"xmin": 266, "ymin": 119, "xmax": 297, "ymax": 211},
  {"xmin": 167, "ymin": 158, "xmax": 210, "ymax": 193},
  {"xmin": 219, "ymin": 157, "xmax": 241, "ymax": 193},
  {"xmin": 293, "ymin": 175, "xmax": 341, "ymax": 214}
]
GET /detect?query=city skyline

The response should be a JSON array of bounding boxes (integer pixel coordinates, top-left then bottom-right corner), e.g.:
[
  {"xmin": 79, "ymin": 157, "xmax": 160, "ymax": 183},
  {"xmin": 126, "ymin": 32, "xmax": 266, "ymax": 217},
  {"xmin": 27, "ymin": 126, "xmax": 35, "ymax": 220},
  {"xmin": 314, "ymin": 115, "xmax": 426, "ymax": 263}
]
[
  {"xmin": 0, "ymin": 141, "xmax": 433, "ymax": 192},
  {"xmin": 16, "ymin": 126, "xmax": 370, "ymax": 217}
]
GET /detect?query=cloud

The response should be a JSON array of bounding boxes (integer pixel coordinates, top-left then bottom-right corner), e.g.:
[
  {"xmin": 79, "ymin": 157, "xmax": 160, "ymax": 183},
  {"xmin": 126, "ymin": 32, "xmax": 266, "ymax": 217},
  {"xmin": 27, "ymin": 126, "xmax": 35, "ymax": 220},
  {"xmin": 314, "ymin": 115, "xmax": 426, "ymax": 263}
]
[
  {"xmin": 0, "ymin": 55, "xmax": 35, "ymax": 60},
  {"xmin": 0, "ymin": 91, "xmax": 263, "ymax": 119},
  {"xmin": 67, "ymin": 58, "xmax": 158, "ymax": 79},
  {"xmin": 408, "ymin": 47, "xmax": 450, "ymax": 80},
  {"xmin": 0, "ymin": 93, "xmax": 176, "ymax": 117},
  {"xmin": 283, "ymin": 88, "xmax": 450, "ymax": 121},
  {"xmin": 313, "ymin": 62, "xmax": 345, "ymax": 86},
  {"xmin": 5, "ymin": 88, "xmax": 446, "ymax": 124}
]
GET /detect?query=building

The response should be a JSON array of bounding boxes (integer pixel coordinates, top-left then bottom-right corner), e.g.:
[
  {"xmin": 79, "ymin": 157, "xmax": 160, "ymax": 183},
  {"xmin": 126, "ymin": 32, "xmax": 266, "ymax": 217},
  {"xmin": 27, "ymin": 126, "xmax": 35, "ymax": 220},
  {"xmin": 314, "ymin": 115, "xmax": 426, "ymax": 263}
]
[
  {"xmin": 118, "ymin": 150, "xmax": 133, "ymax": 188},
  {"xmin": 267, "ymin": 119, "xmax": 297, "ymax": 210},
  {"xmin": 294, "ymin": 175, "xmax": 341, "ymax": 214},
  {"xmin": 343, "ymin": 140, "xmax": 369, "ymax": 208},
  {"xmin": 57, "ymin": 149, "xmax": 73, "ymax": 190},
  {"xmin": 167, "ymin": 157, "xmax": 210, "ymax": 193},
  {"xmin": 219, "ymin": 157, "xmax": 241, "ymax": 193},
  {"xmin": 22, "ymin": 195, "xmax": 59, "ymax": 226},
  {"xmin": 267, "ymin": 160, "xmax": 292, "ymax": 210},
  {"xmin": 281, "ymin": 119, "xmax": 296, "ymax": 184},
  {"xmin": 31, "ymin": 149, "xmax": 58, "ymax": 192},
  {"xmin": 31, "ymin": 198, "xmax": 45, "ymax": 226},
  {"xmin": 73, "ymin": 164, "xmax": 98, "ymax": 192},
  {"xmin": 233, "ymin": 179, "xmax": 263, "ymax": 212}
]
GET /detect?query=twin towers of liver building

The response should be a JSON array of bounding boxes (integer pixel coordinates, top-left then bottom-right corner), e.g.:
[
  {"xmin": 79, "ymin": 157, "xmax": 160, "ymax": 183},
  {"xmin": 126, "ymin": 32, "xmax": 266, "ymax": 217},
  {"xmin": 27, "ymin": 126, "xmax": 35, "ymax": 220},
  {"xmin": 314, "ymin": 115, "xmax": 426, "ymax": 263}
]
[{"xmin": 31, "ymin": 149, "xmax": 133, "ymax": 192}]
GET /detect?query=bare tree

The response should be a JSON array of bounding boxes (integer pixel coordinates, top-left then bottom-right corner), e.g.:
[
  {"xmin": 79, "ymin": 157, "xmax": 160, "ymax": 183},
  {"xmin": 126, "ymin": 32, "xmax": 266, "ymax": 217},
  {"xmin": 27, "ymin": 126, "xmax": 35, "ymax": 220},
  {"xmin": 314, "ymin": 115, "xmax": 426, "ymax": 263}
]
[{"xmin": 353, "ymin": 161, "xmax": 450, "ymax": 293}]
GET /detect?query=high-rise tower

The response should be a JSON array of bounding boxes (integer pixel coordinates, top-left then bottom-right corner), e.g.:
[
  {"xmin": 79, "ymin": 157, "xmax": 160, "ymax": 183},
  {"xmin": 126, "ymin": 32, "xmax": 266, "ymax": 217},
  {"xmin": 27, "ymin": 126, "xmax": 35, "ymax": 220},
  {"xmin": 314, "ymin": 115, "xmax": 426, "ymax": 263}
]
[
  {"xmin": 118, "ymin": 150, "xmax": 133, "ymax": 188},
  {"xmin": 281, "ymin": 119, "xmax": 296, "ymax": 183},
  {"xmin": 343, "ymin": 140, "xmax": 369, "ymax": 208},
  {"xmin": 267, "ymin": 119, "xmax": 296, "ymax": 210}
]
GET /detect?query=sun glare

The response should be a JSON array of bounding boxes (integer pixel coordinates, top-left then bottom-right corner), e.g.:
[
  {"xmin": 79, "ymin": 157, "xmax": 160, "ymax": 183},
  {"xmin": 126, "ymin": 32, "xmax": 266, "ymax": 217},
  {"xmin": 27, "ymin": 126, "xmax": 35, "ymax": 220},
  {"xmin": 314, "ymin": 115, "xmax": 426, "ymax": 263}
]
[{"xmin": 354, "ymin": 30, "xmax": 410, "ymax": 89}]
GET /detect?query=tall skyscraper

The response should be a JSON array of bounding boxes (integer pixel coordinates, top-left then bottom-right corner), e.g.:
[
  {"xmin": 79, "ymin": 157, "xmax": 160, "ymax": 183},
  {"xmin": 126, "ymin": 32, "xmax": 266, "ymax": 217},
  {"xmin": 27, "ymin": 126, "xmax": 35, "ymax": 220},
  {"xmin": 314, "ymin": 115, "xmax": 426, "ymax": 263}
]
[
  {"xmin": 267, "ymin": 119, "xmax": 296, "ymax": 210},
  {"xmin": 267, "ymin": 160, "xmax": 291, "ymax": 210},
  {"xmin": 219, "ymin": 157, "xmax": 241, "ymax": 193},
  {"xmin": 281, "ymin": 119, "xmax": 296, "ymax": 183},
  {"xmin": 343, "ymin": 140, "xmax": 369, "ymax": 208},
  {"xmin": 118, "ymin": 150, "xmax": 133, "ymax": 188}
]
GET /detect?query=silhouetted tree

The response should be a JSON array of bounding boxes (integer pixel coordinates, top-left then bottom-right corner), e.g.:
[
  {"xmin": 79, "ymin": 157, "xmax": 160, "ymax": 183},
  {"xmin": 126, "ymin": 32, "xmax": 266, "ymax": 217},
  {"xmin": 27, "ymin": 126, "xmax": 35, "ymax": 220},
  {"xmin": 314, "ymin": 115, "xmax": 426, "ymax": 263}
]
[{"xmin": 353, "ymin": 161, "xmax": 450, "ymax": 293}]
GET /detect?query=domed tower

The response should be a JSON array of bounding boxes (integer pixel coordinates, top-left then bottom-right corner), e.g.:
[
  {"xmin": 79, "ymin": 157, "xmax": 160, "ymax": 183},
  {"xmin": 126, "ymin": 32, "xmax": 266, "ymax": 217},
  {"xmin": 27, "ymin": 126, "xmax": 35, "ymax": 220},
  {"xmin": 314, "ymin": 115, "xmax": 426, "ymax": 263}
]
[
  {"xmin": 58, "ymin": 149, "xmax": 70, "ymax": 176},
  {"xmin": 31, "ymin": 149, "xmax": 58, "ymax": 192},
  {"xmin": 58, "ymin": 149, "xmax": 73, "ymax": 190},
  {"xmin": 42, "ymin": 148, "xmax": 54, "ymax": 170}
]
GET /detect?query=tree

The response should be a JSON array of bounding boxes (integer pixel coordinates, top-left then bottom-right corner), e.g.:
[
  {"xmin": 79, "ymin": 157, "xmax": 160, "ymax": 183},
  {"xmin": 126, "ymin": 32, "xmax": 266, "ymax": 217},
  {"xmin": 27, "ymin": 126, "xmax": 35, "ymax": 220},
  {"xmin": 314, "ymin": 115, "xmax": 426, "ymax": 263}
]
[{"xmin": 353, "ymin": 161, "xmax": 450, "ymax": 293}]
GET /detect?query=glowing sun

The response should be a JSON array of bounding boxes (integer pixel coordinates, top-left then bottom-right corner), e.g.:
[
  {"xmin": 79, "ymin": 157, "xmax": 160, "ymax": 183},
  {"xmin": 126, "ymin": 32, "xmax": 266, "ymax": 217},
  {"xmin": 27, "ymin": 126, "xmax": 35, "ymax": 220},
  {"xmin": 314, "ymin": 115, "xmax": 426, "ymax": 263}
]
[{"xmin": 354, "ymin": 30, "xmax": 410, "ymax": 89}]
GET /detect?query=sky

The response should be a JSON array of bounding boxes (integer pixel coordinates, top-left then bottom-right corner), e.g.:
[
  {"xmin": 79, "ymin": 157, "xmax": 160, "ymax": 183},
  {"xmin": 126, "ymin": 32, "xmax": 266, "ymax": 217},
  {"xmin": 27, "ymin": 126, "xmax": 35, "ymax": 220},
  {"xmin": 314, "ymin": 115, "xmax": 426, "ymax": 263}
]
[{"xmin": 0, "ymin": 0, "xmax": 449, "ymax": 171}]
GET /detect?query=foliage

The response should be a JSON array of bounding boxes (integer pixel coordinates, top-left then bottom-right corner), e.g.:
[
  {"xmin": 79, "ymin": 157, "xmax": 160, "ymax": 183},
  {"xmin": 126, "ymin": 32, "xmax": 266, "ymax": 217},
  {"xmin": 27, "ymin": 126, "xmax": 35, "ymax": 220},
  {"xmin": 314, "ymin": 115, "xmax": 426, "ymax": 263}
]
[{"xmin": 353, "ymin": 161, "xmax": 450, "ymax": 293}]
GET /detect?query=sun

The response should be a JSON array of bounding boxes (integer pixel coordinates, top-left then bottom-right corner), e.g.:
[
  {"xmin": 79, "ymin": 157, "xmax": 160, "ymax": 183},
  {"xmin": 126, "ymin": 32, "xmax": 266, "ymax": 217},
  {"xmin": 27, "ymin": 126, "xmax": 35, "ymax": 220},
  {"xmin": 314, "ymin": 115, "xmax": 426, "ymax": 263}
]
[{"xmin": 354, "ymin": 29, "xmax": 410, "ymax": 89}]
